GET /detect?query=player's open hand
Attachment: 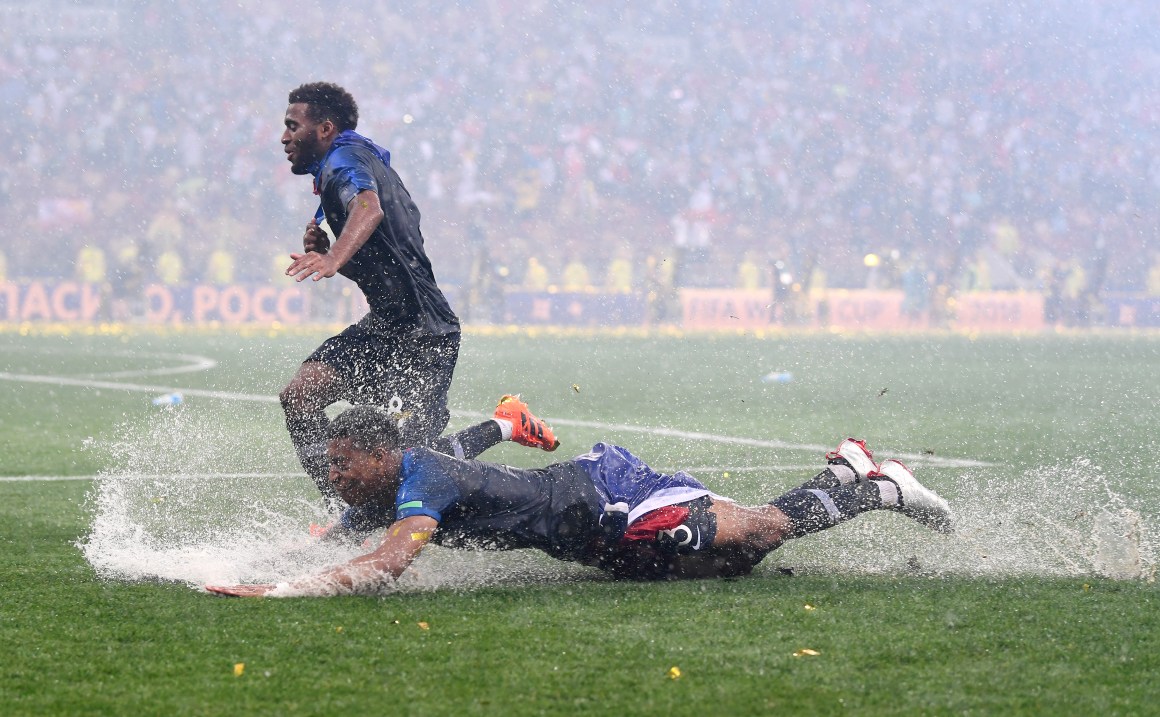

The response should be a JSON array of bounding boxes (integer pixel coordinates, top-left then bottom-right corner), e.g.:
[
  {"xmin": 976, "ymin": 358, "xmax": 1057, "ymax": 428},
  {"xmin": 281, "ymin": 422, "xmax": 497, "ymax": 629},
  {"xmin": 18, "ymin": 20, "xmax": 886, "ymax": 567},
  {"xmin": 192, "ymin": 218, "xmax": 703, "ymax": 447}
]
[
  {"xmin": 303, "ymin": 219, "xmax": 330, "ymax": 254},
  {"xmin": 205, "ymin": 583, "xmax": 276, "ymax": 597},
  {"xmin": 287, "ymin": 251, "xmax": 340, "ymax": 282}
]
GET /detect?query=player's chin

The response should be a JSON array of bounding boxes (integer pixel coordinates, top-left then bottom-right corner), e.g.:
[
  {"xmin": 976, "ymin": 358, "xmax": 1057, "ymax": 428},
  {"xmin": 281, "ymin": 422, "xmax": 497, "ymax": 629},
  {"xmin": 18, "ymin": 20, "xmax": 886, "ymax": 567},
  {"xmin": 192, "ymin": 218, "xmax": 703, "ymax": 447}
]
[{"xmin": 336, "ymin": 487, "xmax": 365, "ymax": 506}]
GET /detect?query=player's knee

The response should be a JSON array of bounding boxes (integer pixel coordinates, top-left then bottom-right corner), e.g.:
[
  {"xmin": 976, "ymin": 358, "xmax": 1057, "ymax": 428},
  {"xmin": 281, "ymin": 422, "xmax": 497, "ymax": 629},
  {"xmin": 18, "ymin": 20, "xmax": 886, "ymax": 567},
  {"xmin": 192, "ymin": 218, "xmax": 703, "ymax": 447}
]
[
  {"xmin": 279, "ymin": 382, "xmax": 307, "ymax": 414},
  {"xmin": 712, "ymin": 503, "xmax": 784, "ymax": 554},
  {"xmin": 281, "ymin": 364, "xmax": 338, "ymax": 413},
  {"xmin": 742, "ymin": 529, "xmax": 782, "ymax": 555},
  {"xmin": 742, "ymin": 512, "xmax": 787, "ymax": 554}
]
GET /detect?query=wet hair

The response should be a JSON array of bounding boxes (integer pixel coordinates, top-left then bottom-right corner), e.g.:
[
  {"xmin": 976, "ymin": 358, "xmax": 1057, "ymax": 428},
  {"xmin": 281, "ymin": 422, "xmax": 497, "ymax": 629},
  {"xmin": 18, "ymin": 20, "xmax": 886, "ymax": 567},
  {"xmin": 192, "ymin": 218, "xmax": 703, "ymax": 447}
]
[
  {"xmin": 326, "ymin": 405, "xmax": 402, "ymax": 452},
  {"xmin": 288, "ymin": 82, "xmax": 359, "ymax": 131}
]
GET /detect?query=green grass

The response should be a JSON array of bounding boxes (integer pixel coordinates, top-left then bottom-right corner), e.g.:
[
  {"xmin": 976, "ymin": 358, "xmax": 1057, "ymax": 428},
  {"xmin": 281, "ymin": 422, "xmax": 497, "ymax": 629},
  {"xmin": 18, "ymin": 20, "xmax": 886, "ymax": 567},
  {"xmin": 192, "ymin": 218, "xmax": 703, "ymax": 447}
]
[{"xmin": 2, "ymin": 326, "xmax": 1159, "ymax": 715}]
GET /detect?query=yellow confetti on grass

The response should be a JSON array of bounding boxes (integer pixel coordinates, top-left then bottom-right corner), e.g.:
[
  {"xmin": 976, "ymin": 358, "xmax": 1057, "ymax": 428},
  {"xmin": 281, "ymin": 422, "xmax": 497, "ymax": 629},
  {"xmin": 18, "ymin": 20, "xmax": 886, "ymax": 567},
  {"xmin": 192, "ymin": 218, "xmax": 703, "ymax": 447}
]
[
  {"xmin": 804, "ymin": 604, "xmax": 816, "ymax": 611},
  {"xmin": 336, "ymin": 626, "xmax": 344, "ymax": 633},
  {"xmin": 418, "ymin": 622, "xmax": 430, "ymax": 630},
  {"xmin": 667, "ymin": 666, "xmax": 681, "ymax": 679},
  {"xmin": 792, "ymin": 649, "xmax": 820, "ymax": 657},
  {"xmin": 233, "ymin": 663, "xmax": 245, "ymax": 677}
]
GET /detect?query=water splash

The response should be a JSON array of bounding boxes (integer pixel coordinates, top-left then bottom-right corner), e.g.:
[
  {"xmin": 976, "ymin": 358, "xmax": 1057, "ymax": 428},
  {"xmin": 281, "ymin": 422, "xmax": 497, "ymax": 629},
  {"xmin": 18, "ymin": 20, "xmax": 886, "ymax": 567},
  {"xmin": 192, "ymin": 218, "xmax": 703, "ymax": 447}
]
[
  {"xmin": 80, "ymin": 413, "xmax": 1153, "ymax": 595},
  {"xmin": 78, "ymin": 408, "xmax": 595, "ymax": 594},
  {"xmin": 770, "ymin": 457, "xmax": 1154, "ymax": 581}
]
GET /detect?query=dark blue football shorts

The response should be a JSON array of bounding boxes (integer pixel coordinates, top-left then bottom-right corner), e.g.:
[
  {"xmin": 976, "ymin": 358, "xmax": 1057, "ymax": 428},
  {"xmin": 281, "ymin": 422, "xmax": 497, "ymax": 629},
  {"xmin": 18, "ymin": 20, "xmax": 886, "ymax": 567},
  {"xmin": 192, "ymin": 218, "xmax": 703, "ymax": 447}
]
[{"xmin": 306, "ymin": 314, "xmax": 460, "ymax": 447}]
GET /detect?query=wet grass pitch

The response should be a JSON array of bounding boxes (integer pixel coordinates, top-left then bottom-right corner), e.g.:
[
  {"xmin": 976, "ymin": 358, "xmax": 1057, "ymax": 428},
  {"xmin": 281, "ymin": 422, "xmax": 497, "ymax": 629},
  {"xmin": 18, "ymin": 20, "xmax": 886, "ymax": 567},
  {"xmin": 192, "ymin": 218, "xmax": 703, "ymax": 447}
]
[{"xmin": 2, "ymin": 326, "xmax": 1158, "ymax": 715}]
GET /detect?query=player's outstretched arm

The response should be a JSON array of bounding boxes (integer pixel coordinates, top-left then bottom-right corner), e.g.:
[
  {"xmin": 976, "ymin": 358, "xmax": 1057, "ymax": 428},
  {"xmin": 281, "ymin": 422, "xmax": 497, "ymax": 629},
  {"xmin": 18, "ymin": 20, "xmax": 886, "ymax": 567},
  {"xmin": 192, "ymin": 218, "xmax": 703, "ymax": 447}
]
[{"xmin": 206, "ymin": 515, "xmax": 437, "ymax": 597}]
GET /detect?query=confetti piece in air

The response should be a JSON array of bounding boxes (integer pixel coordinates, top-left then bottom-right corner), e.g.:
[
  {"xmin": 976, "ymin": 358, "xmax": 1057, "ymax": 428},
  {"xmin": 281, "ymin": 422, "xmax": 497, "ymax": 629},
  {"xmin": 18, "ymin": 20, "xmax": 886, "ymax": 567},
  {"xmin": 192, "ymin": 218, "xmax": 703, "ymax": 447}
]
[
  {"xmin": 667, "ymin": 666, "xmax": 681, "ymax": 680},
  {"xmin": 418, "ymin": 621, "xmax": 430, "ymax": 630},
  {"xmin": 571, "ymin": 384, "xmax": 581, "ymax": 393},
  {"xmin": 233, "ymin": 663, "xmax": 245, "ymax": 677},
  {"xmin": 793, "ymin": 649, "xmax": 820, "ymax": 657}
]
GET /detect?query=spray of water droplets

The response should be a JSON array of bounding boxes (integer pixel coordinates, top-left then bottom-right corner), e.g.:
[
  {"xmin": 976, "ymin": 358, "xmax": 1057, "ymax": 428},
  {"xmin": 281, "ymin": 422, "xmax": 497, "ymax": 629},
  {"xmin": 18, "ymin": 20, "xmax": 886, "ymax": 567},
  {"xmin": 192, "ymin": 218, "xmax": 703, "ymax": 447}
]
[
  {"xmin": 79, "ymin": 411, "xmax": 1154, "ymax": 596},
  {"xmin": 769, "ymin": 457, "xmax": 1154, "ymax": 581},
  {"xmin": 77, "ymin": 407, "xmax": 596, "ymax": 595}
]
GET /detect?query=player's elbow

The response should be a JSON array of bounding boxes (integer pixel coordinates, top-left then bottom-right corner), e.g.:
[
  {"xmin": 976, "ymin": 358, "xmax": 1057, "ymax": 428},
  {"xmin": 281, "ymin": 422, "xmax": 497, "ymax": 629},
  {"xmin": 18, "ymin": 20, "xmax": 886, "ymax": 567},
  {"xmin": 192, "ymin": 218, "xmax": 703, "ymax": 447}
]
[{"xmin": 354, "ymin": 191, "xmax": 385, "ymax": 222}]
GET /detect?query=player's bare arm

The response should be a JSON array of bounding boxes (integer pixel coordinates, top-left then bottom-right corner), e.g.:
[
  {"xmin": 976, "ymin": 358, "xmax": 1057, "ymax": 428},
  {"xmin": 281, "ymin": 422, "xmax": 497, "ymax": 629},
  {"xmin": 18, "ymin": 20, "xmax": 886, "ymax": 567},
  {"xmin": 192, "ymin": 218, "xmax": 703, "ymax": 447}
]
[
  {"xmin": 287, "ymin": 189, "xmax": 384, "ymax": 282},
  {"xmin": 205, "ymin": 515, "xmax": 437, "ymax": 597},
  {"xmin": 321, "ymin": 515, "xmax": 437, "ymax": 586}
]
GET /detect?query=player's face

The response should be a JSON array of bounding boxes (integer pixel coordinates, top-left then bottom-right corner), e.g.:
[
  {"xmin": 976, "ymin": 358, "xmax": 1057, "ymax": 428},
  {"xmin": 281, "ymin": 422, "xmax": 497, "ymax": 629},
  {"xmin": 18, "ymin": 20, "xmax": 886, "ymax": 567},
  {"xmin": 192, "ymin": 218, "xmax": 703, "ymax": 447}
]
[
  {"xmin": 326, "ymin": 438, "xmax": 399, "ymax": 506},
  {"xmin": 282, "ymin": 103, "xmax": 330, "ymax": 175}
]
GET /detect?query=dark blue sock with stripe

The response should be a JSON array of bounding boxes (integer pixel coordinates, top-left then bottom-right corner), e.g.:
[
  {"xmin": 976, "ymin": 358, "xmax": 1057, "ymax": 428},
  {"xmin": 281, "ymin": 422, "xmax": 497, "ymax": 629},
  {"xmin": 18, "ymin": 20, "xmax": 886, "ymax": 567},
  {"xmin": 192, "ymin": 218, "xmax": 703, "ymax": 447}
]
[{"xmin": 771, "ymin": 482, "xmax": 883, "ymax": 538}]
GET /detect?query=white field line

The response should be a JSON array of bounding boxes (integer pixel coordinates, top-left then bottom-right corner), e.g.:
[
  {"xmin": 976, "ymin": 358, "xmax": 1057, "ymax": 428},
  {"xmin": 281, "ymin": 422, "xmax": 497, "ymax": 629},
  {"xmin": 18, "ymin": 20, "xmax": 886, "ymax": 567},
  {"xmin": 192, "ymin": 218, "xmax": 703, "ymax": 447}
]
[
  {"xmin": 0, "ymin": 473, "xmax": 301, "ymax": 482},
  {"xmin": 0, "ymin": 357, "xmax": 991, "ymax": 474},
  {"xmin": 89, "ymin": 351, "xmax": 219, "ymax": 378}
]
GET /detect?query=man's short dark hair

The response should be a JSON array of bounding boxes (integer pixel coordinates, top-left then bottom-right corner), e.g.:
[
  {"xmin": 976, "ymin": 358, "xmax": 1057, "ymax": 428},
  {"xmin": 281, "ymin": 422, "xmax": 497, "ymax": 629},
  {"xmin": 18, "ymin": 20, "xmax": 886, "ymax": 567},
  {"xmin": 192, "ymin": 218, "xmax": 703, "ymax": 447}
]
[
  {"xmin": 326, "ymin": 405, "xmax": 401, "ymax": 452},
  {"xmin": 288, "ymin": 82, "xmax": 359, "ymax": 131}
]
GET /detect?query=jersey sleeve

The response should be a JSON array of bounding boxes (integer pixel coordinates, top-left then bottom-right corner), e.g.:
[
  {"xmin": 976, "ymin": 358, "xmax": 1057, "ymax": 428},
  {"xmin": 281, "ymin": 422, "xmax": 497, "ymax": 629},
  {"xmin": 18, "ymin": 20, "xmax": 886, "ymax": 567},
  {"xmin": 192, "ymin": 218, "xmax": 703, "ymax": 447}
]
[
  {"xmin": 395, "ymin": 449, "xmax": 461, "ymax": 522},
  {"xmin": 321, "ymin": 146, "xmax": 381, "ymax": 209}
]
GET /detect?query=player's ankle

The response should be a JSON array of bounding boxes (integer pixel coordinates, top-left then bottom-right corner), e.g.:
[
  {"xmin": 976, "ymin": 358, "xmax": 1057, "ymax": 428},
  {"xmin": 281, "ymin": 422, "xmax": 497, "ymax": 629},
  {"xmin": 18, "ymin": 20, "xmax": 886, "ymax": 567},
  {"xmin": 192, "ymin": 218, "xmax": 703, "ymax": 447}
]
[
  {"xmin": 493, "ymin": 418, "xmax": 513, "ymax": 441},
  {"xmin": 872, "ymin": 479, "xmax": 900, "ymax": 507}
]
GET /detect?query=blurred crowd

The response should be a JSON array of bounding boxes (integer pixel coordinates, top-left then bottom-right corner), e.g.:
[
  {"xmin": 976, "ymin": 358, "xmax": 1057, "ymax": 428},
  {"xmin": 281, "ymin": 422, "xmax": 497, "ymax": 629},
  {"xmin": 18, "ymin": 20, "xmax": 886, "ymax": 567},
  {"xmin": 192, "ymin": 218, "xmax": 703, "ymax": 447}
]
[{"xmin": 2, "ymin": 0, "xmax": 1159, "ymax": 324}]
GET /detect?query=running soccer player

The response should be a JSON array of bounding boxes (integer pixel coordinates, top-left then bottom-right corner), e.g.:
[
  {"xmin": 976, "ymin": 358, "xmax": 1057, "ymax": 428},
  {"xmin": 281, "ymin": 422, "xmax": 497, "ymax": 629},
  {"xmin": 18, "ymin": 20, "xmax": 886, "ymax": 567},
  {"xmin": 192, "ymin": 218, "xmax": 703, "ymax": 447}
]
[
  {"xmin": 277, "ymin": 82, "xmax": 557, "ymax": 505},
  {"xmin": 207, "ymin": 406, "xmax": 953, "ymax": 596}
]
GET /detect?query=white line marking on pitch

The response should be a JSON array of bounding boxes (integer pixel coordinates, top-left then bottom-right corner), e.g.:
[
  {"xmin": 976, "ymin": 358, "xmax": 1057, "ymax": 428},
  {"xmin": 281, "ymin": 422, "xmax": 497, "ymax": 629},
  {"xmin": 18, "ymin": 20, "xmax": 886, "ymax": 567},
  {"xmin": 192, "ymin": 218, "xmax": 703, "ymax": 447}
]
[
  {"xmin": 0, "ymin": 358, "xmax": 991, "ymax": 470},
  {"xmin": 0, "ymin": 473, "xmax": 301, "ymax": 482}
]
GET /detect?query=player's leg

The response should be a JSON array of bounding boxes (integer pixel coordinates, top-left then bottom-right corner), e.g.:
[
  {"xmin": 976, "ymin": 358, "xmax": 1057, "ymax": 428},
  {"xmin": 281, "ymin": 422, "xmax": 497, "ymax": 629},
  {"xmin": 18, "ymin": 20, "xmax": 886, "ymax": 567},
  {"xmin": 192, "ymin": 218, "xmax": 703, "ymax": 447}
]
[
  {"xmin": 284, "ymin": 321, "xmax": 393, "ymax": 507},
  {"xmin": 662, "ymin": 481, "xmax": 902, "ymax": 578},
  {"xmin": 609, "ymin": 498, "xmax": 798, "ymax": 579},
  {"xmin": 280, "ymin": 359, "xmax": 346, "ymax": 504},
  {"xmin": 381, "ymin": 331, "xmax": 510, "ymax": 459},
  {"xmin": 404, "ymin": 334, "xmax": 557, "ymax": 458},
  {"xmin": 662, "ymin": 458, "xmax": 953, "ymax": 577},
  {"xmin": 423, "ymin": 331, "xmax": 500, "ymax": 457},
  {"xmin": 792, "ymin": 439, "xmax": 952, "ymax": 534},
  {"xmin": 430, "ymin": 421, "xmax": 502, "ymax": 459},
  {"xmin": 430, "ymin": 394, "xmax": 560, "ymax": 459},
  {"xmin": 758, "ymin": 438, "xmax": 889, "ymax": 542},
  {"xmin": 795, "ymin": 437, "xmax": 879, "ymax": 490},
  {"xmin": 663, "ymin": 499, "xmax": 793, "ymax": 578},
  {"xmin": 770, "ymin": 460, "xmax": 953, "ymax": 538},
  {"xmin": 634, "ymin": 480, "xmax": 885, "ymax": 578},
  {"xmin": 382, "ymin": 331, "xmax": 459, "ymax": 448}
]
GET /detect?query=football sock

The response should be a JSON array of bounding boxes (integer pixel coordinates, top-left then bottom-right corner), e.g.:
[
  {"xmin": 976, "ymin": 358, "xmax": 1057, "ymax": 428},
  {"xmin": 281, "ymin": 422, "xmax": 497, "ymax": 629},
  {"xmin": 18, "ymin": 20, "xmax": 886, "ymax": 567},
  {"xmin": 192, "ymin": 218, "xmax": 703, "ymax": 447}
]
[
  {"xmin": 770, "ymin": 481, "xmax": 884, "ymax": 538},
  {"xmin": 797, "ymin": 463, "xmax": 856, "ymax": 490},
  {"xmin": 430, "ymin": 420, "xmax": 504, "ymax": 460},
  {"xmin": 493, "ymin": 418, "xmax": 514, "ymax": 441},
  {"xmin": 872, "ymin": 479, "xmax": 900, "ymax": 507}
]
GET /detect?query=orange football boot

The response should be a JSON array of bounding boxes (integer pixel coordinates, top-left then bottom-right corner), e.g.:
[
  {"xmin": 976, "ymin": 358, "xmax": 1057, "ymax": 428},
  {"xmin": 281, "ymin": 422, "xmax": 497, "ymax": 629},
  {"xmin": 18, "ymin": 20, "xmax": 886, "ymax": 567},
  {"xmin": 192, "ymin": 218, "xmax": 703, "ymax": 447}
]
[{"xmin": 494, "ymin": 394, "xmax": 560, "ymax": 451}]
